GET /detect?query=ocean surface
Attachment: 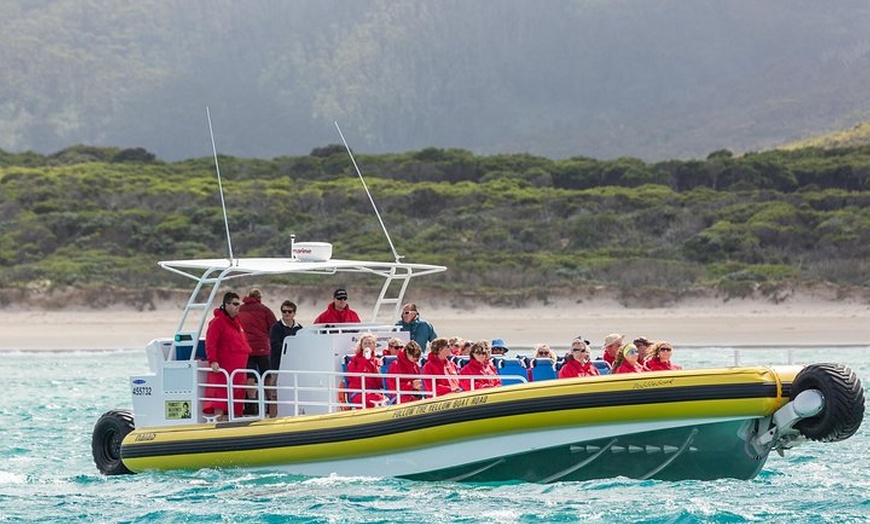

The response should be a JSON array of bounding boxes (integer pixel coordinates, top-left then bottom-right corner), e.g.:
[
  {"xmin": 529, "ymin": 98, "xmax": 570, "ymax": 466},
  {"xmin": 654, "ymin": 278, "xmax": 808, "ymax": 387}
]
[{"xmin": 1, "ymin": 347, "xmax": 867, "ymax": 523}]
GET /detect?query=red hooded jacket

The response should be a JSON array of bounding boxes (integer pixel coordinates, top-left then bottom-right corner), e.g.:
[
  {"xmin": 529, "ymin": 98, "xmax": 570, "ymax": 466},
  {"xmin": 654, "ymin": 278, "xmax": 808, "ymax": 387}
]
[
  {"xmin": 421, "ymin": 352, "xmax": 461, "ymax": 397},
  {"xmin": 459, "ymin": 358, "xmax": 500, "ymax": 391},
  {"xmin": 237, "ymin": 296, "xmax": 277, "ymax": 356},
  {"xmin": 644, "ymin": 358, "xmax": 683, "ymax": 372},
  {"xmin": 387, "ymin": 350, "xmax": 423, "ymax": 403},
  {"xmin": 346, "ymin": 352, "xmax": 385, "ymax": 408},
  {"xmin": 204, "ymin": 307, "xmax": 252, "ymax": 416},
  {"xmin": 314, "ymin": 302, "xmax": 362, "ymax": 324},
  {"xmin": 613, "ymin": 361, "xmax": 645, "ymax": 374},
  {"xmin": 558, "ymin": 359, "xmax": 601, "ymax": 379}
]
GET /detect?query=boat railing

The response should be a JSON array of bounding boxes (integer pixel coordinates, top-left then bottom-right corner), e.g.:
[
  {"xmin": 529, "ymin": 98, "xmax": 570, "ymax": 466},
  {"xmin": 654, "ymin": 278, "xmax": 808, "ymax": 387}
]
[
  {"xmin": 732, "ymin": 348, "xmax": 796, "ymax": 366},
  {"xmin": 195, "ymin": 367, "xmax": 523, "ymax": 422}
]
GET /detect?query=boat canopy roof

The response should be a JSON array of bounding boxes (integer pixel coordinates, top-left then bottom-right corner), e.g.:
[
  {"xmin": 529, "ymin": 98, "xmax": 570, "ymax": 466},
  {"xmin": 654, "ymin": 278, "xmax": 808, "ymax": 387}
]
[
  {"xmin": 159, "ymin": 256, "xmax": 447, "ymax": 339},
  {"xmin": 159, "ymin": 257, "xmax": 447, "ymax": 282}
]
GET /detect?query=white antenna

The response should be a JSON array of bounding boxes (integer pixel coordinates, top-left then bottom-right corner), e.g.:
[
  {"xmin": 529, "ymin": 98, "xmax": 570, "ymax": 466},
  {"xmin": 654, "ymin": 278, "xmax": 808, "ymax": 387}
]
[
  {"xmin": 334, "ymin": 121, "xmax": 402, "ymax": 263},
  {"xmin": 206, "ymin": 107, "xmax": 235, "ymax": 263}
]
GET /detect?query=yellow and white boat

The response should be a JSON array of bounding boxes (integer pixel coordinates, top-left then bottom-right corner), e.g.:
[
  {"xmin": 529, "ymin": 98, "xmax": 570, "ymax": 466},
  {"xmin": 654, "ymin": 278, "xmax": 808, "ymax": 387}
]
[{"xmin": 92, "ymin": 249, "xmax": 865, "ymax": 482}]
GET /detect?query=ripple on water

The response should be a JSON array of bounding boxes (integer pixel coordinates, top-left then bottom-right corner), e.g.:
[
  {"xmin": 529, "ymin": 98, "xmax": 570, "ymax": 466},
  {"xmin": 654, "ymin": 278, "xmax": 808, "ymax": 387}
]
[{"xmin": 0, "ymin": 349, "xmax": 867, "ymax": 523}]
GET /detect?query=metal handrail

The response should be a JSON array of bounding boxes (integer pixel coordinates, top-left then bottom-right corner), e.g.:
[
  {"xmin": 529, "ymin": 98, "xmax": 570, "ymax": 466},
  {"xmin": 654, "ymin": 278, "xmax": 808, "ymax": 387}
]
[{"xmin": 195, "ymin": 367, "xmax": 523, "ymax": 421}]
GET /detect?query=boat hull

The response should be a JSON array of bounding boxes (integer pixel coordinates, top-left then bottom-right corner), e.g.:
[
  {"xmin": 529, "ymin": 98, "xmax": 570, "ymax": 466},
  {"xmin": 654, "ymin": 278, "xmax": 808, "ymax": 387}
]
[
  {"xmin": 120, "ymin": 366, "xmax": 800, "ymax": 481},
  {"xmin": 401, "ymin": 418, "xmax": 765, "ymax": 482}
]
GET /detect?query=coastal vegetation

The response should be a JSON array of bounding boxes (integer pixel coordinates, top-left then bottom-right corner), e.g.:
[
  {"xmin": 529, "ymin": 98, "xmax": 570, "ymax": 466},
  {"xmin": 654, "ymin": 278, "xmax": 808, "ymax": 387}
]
[{"xmin": 0, "ymin": 144, "xmax": 868, "ymax": 308}]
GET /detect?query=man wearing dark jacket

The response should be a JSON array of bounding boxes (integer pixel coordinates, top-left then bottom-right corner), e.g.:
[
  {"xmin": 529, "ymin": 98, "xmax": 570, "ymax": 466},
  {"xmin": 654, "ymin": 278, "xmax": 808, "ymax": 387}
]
[
  {"xmin": 266, "ymin": 300, "xmax": 303, "ymax": 417},
  {"xmin": 237, "ymin": 288, "xmax": 277, "ymax": 415},
  {"xmin": 396, "ymin": 303, "xmax": 437, "ymax": 351}
]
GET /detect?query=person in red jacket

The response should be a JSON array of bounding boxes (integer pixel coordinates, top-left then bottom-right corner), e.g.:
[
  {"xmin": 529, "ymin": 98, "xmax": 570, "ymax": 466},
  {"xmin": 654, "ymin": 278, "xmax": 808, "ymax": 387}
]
[
  {"xmin": 448, "ymin": 336, "xmax": 465, "ymax": 356},
  {"xmin": 382, "ymin": 337, "xmax": 405, "ymax": 357},
  {"xmin": 345, "ymin": 333, "xmax": 386, "ymax": 408},
  {"xmin": 314, "ymin": 288, "xmax": 362, "ymax": 324},
  {"xmin": 644, "ymin": 341, "xmax": 683, "ymax": 371},
  {"xmin": 421, "ymin": 337, "xmax": 462, "ymax": 396},
  {"xmin": 600, "ymin": 333, "xmax": 625, "ymax": 366},
  {"xmin": 203, "ymin": 292, "xmax": 253, "ymax": 420},
  {"xmin": 612, "ymin": 343, "xmax": 645, "ymax": 374},
  {"xmin": 237, "ymin": 288, "xmax": 277, "ymax": 415},
  {"xmin": 633, "ymin": 336, "xmax": 654, "ymax": 367},
  {"xmin": 459, "ymin": 340, "xmax": 500, "ymax": 391},
  {"xmin": 387, "ymin": 340, "xmax": 423, "ymax": 403},
  {"xmin": 558, "ymin": 339, "xmax": 601, "ymax": 379}
]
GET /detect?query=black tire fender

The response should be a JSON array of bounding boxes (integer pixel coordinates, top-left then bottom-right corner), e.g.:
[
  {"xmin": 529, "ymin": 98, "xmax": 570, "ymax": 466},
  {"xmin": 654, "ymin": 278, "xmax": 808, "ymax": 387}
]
[
  {"xmin": 92, "ymin": 409, "xmax": 135, "ymax": 475},
  {"xmin": 790, "ymin": 363, "xmax": 864, "ymax": 443}
]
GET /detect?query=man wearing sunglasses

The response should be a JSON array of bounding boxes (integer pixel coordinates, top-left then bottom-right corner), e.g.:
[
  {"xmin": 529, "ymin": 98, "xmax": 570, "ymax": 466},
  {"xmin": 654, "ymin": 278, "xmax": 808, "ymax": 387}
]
[
  {"xmin": 270, "ymin": 301, "xmax": 303, "ymax": 370},
  {"xmin": 267, "ymin": 300, "xmax": 304, "ymax": 417},
  {"xmin": 314, "ymin": 288, "xmax": 361, "ymax": 324},
  {"xmin": 203, "ymin": 292, "xmax": 253, "ymax": 420},
  {"xmin": 396, "ymin": 303, "xmax": 437, "ymax": 351}
]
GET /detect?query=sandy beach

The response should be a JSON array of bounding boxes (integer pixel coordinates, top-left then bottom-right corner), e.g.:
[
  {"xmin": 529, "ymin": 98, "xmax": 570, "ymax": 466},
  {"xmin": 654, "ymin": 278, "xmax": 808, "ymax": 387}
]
[{"xmin": 2, "ymin": 294, "xmax": 867, "ymax": 351}]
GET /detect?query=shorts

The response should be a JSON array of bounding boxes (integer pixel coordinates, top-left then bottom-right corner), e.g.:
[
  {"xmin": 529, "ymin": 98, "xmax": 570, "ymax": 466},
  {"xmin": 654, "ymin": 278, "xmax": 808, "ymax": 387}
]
[{"xmin": 247, "ymin": 355, "xmax": 271, "ymax": 380}]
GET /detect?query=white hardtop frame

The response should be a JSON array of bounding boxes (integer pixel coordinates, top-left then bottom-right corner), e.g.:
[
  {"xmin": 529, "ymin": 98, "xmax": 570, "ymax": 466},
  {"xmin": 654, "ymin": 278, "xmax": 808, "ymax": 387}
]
[
  {"xmin": 130, "ymin": 254, "xmax": 446, "ymax": 427},
  {"xmin": 158, "ymin": 256, "xmax": 446, "ymax": 359}
]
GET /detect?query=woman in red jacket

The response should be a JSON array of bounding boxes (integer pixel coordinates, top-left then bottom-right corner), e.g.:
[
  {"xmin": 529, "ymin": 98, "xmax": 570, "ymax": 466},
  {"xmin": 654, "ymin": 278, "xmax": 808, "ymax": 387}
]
[
  {"xmin": 459, "ymin": 340, "xmax": 501, "ymax": 391},
  {"xmin": 387, "ymin": 340, "xmax": 423, "ymax": 403},
  {"xmin": 203, "ymin": 292, "xmax": 253, "ymax": 420},
  {"xmin": 612, "ymin": 343, "xmax": 645, "ymax": 374},
  {"xmin": 421, "ymin": 337, "xmax": 462, "ymax": 396},
  {"xmin": 345, "ymin": 333, "xmax": 386, "ymax": 408},
  {"xmin": 644, "ymin": 341, "xmax": 683, "ymax": 371},
  {"xmin": 558, "ymin": 339, "xmax": 601, "ymax": 379}
]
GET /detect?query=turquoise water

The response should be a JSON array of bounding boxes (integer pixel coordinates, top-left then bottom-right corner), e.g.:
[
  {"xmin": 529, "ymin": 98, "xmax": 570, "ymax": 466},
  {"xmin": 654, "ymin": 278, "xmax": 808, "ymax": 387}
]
[{"xmin": 1, "ymin": 348, "xmax": 867, "ymax": 523}]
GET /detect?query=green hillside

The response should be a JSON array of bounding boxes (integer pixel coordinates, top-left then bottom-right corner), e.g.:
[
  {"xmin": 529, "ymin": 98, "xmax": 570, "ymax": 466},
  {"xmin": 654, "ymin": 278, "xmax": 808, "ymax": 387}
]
[
  {"xmin": 781, "ymin": 122, "xmax": 870, "ymax": 151},
  {"xmin": 1, "ymin": 144, "xmax": 868, "ymax": 308}
]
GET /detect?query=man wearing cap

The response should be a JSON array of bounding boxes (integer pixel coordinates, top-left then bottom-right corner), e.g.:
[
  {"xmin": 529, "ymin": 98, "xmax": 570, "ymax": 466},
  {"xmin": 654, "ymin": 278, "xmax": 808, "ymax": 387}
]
[
  {"xmin": 314, "ymin": 288, "xmax": 362, "ymax": 324},
  {"xmin": 601, "ymin": 333, "xmax": 625, "ymax": 366},
  {"xmin": 490, "ymin": 338, "xmax": 510, "ymax": 356}
]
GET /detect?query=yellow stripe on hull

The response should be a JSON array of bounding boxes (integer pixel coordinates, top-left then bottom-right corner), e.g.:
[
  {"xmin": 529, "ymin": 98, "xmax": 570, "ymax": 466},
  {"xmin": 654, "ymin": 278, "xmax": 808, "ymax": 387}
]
[{"xmin": 122, "ymin": 366, "xmax": 799, "ymax": 473}]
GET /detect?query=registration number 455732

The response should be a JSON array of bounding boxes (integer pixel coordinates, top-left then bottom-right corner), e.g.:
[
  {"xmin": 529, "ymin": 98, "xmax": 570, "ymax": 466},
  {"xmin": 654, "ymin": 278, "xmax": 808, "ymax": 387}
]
[{"xmin": 132, "ymin": 386, "xmax": 152, "ymax": 396}]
